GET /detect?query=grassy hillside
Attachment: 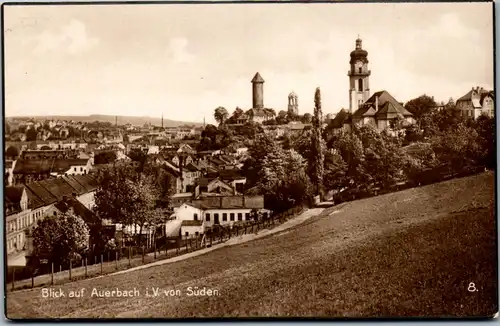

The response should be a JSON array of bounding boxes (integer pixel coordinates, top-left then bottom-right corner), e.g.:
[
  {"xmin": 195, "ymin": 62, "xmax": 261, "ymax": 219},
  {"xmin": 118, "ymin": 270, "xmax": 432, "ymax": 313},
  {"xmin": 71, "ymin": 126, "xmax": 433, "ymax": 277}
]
[
  {"xmin": 6, "ymin": 114, "xmax": 203, "ymax": 128},
  {"xmin": 6, "ymin": 172, "xmax": 497, "ymax": 318}
]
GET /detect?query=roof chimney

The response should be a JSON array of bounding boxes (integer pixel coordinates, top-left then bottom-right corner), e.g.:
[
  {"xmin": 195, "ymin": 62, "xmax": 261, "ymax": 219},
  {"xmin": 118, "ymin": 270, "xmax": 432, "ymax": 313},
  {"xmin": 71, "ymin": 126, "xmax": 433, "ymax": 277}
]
[{"xmin": 375, "ymin": 96, "xmax": 379, "ymax": 111}]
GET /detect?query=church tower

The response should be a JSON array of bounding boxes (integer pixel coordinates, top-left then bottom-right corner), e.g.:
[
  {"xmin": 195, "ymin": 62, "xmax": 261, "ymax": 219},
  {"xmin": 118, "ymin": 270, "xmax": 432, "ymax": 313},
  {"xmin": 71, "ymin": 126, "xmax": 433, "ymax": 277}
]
[
  {"xmin": 287, "ymin": 91, "xmax": 298, "ymax": 116},
  {"xmin": 348, "ymin": 37, "xmax": 371, "ymax": 113}
]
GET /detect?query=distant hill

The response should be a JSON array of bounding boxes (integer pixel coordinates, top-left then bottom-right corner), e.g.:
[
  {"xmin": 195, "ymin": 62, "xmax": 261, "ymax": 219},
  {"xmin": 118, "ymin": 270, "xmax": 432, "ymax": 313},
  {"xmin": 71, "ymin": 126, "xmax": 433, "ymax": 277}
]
[{"xmin": 6, "ymin": 115, "xmax": 203, "ymax": 128}]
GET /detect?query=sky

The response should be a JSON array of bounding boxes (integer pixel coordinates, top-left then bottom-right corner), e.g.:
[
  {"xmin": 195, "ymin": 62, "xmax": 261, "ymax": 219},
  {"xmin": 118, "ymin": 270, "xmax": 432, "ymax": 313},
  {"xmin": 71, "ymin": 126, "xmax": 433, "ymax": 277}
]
[{"xmin": 3, "ymin": 2, "xmax": 494, "ymax": 124}]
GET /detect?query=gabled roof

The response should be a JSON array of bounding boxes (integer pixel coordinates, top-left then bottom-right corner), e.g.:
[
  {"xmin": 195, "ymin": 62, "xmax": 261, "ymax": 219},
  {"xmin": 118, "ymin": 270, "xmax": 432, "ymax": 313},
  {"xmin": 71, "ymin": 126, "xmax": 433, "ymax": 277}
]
[
  {"xmin": 184, "ymin": 162, "xmax": 201, "ymax": 173},
  {"xmin": 251, "ymin": 72, "xmax": 265, "ymax": 83},
  {"xmin": 354, "ymin": 90, "xmax": 412, "ymax": 118},
  {"xmin": 457, "ymin": 88, "xmax": 492, "ymax": 102},
  {"xmin": 5, "ymin": 186, "xmax": 24, "ymax": 204},
  {"xmin": 25, "ymin": 187, "xmax": 45, "ymax": 210},
  {"xmin": 329, "ymin": 109, "xmax": 352, "ymax": 128},
  {"xmin": 376, "ymin": 101, "xmax": 406, "ymax": 119},
  {"xmin": 54, "ymin": 197, "xmax": 100, "ymax": 225},
  {"xmin": 25, "ymin": 182, "xmax": 58, "ymax": 206},
  {"xmin": 38, "ymin": 178, "xmax": 77, "ymax": 201},
  {"xmin": 62, "ymin": 175, "xmax": 87, "ymax": 195},
  {"xmin": 13, "ymin": 158, "xmax": 90, "ymax": 175}
]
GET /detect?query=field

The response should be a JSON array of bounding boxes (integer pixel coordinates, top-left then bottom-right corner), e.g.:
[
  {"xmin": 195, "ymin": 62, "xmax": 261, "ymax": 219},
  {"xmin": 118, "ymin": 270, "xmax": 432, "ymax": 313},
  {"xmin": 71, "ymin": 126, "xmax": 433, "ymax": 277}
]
[{"xmin": 6, "ymin": 172, "xmax": 497, "ymax": 319}]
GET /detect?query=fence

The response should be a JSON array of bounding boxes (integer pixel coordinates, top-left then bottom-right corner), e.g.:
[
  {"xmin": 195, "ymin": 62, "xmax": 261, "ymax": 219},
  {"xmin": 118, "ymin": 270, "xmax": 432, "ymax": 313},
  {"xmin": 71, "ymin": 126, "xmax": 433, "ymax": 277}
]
[{"xmin": 7, "ymin": 205, "xmax": 305, "ymax": 292}]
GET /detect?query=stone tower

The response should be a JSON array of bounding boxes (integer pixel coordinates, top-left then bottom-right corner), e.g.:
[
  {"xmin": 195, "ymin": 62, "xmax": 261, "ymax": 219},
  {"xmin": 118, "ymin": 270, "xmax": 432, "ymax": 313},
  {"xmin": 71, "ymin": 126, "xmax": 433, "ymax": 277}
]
[
  {"xmin": 251, "ymin": 72, "xmax": 265, "ymax": 109},
  {"xmin": 348, "ymin": 37, "xmax": 371, "ymax": 113},
  {"xmin": 288, "ymin": 91, "xmax": 299, "ymax": 116}
]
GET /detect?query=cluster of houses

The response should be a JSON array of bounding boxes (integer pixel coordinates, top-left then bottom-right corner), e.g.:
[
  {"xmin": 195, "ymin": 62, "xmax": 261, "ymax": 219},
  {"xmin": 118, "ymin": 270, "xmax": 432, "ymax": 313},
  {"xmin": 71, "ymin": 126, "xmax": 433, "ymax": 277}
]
[
  {"xmin": 5, "ymin": 38, "xmax": 494, "ymax": 270},
  {"xmin": 5, "ymin": 137, "xmax": 269, "ymax": 267}
]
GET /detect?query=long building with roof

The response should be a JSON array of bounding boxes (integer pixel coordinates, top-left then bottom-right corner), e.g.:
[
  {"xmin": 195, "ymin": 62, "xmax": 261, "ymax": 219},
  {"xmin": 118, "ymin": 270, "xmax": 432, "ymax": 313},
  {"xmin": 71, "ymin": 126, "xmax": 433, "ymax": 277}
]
[{"xmin": 5, "ymin": 174, "xmax": 98, "ymax": 266}]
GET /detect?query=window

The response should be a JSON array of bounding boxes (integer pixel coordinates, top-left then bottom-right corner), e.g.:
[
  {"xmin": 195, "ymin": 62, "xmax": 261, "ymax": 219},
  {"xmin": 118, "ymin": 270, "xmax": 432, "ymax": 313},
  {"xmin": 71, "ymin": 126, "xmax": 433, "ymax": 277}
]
[
  {"xmin": 74, "ymin": 167, "xmax": 77, "ymax": 172},
  {"xmin": 358, "ymin": 67, "xmax": 362, "ymax": 73},
  {"xmin": 80, "ymin": 167, "xmax": 83, "ymax": 172},
  {"xmin": 194, "ymin": 213, "xmax": 198, "ymax": 221},
  {"xmin": 230, "ymin": 213, "xmax": 235, "ymax": 221},
  {"xmin": 53, "ymin": 212, "xmax": 57, "ymax": 216},
  {"xmin": 358, "ymin": 79, "xmax": 363, "ymax": 91},
  {"xmin": 245, "ymin": 213, "xmax": 250, "ymax": 220},
  {"xmin": 185, "ymin": 231, "xmax": 189, "ymax": 236},
  {"xmin": 195, "ymin": 231, "xmax": 199, "ymax": 236},
  {"xmin": 238, "ymin": 213, "xmax": 243, "ymax": 221},
  {"xmin": 222, "ymin": 213, "xmax": 228, "ymax": 221}
]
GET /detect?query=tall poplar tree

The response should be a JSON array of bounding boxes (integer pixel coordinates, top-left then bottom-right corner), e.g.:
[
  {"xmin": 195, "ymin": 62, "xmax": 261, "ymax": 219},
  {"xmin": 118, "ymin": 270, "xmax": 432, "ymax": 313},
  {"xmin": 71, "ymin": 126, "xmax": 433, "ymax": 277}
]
[{"xmin": 312, "ymin": 87, "xmax": 325, "ymax": 199}]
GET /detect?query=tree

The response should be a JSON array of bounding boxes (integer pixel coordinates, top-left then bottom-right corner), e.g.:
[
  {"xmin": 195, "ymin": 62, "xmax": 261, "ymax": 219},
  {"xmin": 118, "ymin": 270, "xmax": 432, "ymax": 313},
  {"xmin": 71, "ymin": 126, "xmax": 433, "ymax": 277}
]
[
  {"xmin": 93, "ymin": 150, "xmax": 117, "ymax": 165},
  {"xmin": 242, "ymin": 134, "xmax": 279, "ymax": 189},
  {"xmin": 276, "ymin": 110, "xmax": 289, "ymax": 125},
  {"xmin": 404, "ymin": 94, "xmax": 437, "ymax": 124},
  {"xmin": 32, "ymin": 212, "xmax": 90, "ymax": 266},
  {"xmin": 323, "ymin": 149, "xmax": 348, "ymax": 193},
  {"xmin": 301, "ymin": 113, "xmax": 312, "ymax": 124},
  {"xmin": 214, "ymin": 107, "xmax": 229, "ymax": 125},
  {"xmin": 431, "ymin": 122, "xmax": 482, "ymax": 173},
  {"xmin": 239, "ymin": 121, "xmax": 264, "ymax": 139},
  {"xmin": 356, "ymin": 125, "xmax": 405, "ymax": 189},
  {"xmin": 26, "ymin": 128, "xmax": 38, "ymax": 141},
  {"xmin": 5, "ymin": 145, "xmax": 19, "ymax": 159},
  {"xmin": 311, "ymin": 87, "xmax": 325, "ymax": 198},
  {"xmin": 257, "ymin": 148, "xmax": 313, "ymax": 212},
  {"xmin": 232, "ymin": 107, "xmax": 244, "ymax": 119}
]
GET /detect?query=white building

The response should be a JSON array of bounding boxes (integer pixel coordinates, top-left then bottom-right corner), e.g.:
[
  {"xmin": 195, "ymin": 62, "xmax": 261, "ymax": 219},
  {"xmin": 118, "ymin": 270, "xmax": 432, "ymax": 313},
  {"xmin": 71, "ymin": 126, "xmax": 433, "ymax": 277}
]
[{"xmin": 171, "ymin": 196, "xmax": 267, "ymax": 237}]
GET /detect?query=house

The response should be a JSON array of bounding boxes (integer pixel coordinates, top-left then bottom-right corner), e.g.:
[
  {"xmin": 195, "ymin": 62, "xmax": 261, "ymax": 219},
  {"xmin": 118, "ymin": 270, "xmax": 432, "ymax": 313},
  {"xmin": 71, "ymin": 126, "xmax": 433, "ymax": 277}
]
[
  {"xmin": 206, "ymin": 169, "xmax": 246, "ymax": 193},
  {"xmin": 245, "ymin": 108, "xmax": 275, "ymax": 124},
  {"xmin": 6, "ymin": 174, "xmax": 98, "ymax": 266},
  {"xmin": 194, "ymin": 177, "xmax": 237, "ymax": 198},
  {"xmin": 13, "ymin": 158, "xmax": 92, "ymax": 185},
  {"xmin": 6, "ymin": 186, "xmax": 32, "ymax": 257},
  {"xmin": 351, "ymin": 90, "xmax": 415, "ymax": 132},
  {"xmin": 285, "ymin": 122, "xmax": 312, "ymax": 136},
  {"xmin": 173, "ymin": 196, "xmax": 267, "ymax": 232},
  {"xmin": 456, "ymin": 86, "xmax": 494, "ymax": 119},
  {"xmin": 328, "ymin": 109, "xmax": 353, "ymax": 134}
]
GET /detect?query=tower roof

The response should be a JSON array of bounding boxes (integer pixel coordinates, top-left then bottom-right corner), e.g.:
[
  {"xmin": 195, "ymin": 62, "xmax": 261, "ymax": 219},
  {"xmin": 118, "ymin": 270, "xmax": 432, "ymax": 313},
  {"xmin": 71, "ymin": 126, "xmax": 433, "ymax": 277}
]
[
  {"xmin": 288, "ymin": 91, "xmax": 298, "ymax": 98},
  {"xmin": 350, "ymin": 38, "xmax": 368, "ymax": 64},
  {"xmin": 251, "ymin": 72, "xmax": 265, "ymax": 83}
]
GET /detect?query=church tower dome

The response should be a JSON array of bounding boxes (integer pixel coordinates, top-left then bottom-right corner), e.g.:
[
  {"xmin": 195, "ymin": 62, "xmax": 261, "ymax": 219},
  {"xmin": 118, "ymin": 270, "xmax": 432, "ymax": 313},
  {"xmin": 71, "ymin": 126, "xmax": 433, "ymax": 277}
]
[{"xmin": 349, "ymin": 37, "xmax": 369, "ymax": 64}]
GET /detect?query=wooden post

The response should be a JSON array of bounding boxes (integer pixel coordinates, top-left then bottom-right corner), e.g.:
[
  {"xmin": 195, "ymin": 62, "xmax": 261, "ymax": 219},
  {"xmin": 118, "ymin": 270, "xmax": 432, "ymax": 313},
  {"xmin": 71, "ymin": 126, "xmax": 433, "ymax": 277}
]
[
  {"xmin": 59, "ymin": 265, "xmax": 62, "ymax": 273},
  {"xmin": 100, "ymin": 254, "xmax": 103, "ymax": 274},
  {"xmin": 31, "ymin": 272, "xmax": 34, "ymax": 288},
  {"xmin": 84, "ymin": 258, "xmax": 88, "ymax": 277},
  {"xmin": 128, "ymin": 247, "xmax": 131, "ymax": 267},
  {"xmin": 154, "ymin": 239, "xmax": 157, "ymax": 260},
  {"xmin": 142, "ymin": 247, "xmax": 145, "ymax": 263},
  {"xmin": 115, "ymin": 252, "xmax": 118, "ymax": 270},
  {"xmin": 51, "ymin": 262, "xmax": 55, "ymax": 285},
  {"xmin": 69, "ymin": 260, "xmax": 72, "ymax": 281}
]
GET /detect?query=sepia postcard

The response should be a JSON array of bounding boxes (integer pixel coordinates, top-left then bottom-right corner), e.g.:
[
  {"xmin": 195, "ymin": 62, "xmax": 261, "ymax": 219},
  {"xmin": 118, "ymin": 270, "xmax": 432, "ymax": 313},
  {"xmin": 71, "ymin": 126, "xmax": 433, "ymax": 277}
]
[{"xmin": 3, "ymin": 0, "xmax": 498, "ymax": 319}]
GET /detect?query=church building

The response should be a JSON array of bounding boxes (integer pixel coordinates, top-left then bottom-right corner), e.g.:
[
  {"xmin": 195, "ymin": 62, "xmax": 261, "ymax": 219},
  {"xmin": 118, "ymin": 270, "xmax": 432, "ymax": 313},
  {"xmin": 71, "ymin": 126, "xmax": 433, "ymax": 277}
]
[{"xmin": 331, "ymin": 37, "xmax": 414, "ymax": 133}]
